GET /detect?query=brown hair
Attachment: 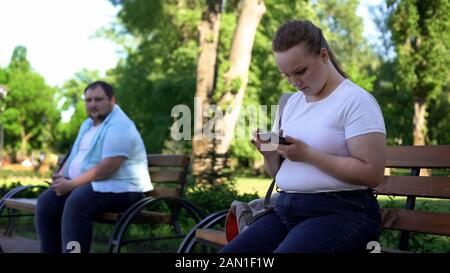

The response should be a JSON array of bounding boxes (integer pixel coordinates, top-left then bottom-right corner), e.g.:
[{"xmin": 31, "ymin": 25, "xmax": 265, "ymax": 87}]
[
  {"xmin": 84, "ymin": 80, "xmax": 115, "ymax": 100},
  {"xmin": 272, "ymin": 20, "xmax": 348, "ymax": 78}
]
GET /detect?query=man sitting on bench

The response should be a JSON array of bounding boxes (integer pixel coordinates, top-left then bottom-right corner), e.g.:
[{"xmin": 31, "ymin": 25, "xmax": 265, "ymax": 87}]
[{"xmin": 35, "ymin": 81, "xmax": 153, "ymax": 253}]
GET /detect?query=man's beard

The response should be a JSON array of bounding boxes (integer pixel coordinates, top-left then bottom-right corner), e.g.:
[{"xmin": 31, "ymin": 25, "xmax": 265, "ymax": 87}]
[{"xmin": 89, "ymin": 112, "xmax": 108, "ymax": 123}]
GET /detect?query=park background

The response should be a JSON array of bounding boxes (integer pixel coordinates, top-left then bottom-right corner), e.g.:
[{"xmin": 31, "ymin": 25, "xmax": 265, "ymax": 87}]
[{"xmin": 0, "ymin": 0, "xmax": 449, "ymax": 252}]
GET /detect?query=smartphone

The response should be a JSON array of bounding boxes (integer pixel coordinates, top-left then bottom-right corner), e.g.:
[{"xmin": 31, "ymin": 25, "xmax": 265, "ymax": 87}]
[{"xmin": 257, "ymin": 131, "xmax": 291, "ymax": 145}]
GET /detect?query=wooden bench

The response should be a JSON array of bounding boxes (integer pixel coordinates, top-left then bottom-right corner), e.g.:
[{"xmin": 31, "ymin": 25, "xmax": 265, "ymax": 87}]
[
  {"xmin": 0, "ymin": 154, "xmax": 205, "ymax": 253},
  {"xmin": 177, "ymin": 145, "xmax": 450, "ymax": 253}
]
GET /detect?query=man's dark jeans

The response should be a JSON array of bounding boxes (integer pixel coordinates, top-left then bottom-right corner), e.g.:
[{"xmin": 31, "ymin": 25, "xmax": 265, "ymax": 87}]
[{"xmin": 35, "ymin": 183, "xmax": 144, "ymax": 253}]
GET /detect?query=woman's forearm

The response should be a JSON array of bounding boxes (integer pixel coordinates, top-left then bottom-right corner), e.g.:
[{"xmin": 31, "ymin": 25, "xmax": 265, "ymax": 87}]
[
  {"xmin": 305, "ymin": 148, "xmax": 384, "ymax": 187},
  {"xmin": 264, "ymin": 152, "xmax": 281, "ymax": 178}
]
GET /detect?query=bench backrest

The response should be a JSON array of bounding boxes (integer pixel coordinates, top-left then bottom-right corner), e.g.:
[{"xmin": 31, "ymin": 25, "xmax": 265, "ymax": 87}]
[
  {"xmin": 146, "ymin": 154, "xmax": 190, "ymax": 198},
  {"xmin": 56, "ymin": 154, "xmax": 190, "ymax": 198},
  {"xmin": 374, "ymin": 145, "xmax": 450, "ymax": 250}
]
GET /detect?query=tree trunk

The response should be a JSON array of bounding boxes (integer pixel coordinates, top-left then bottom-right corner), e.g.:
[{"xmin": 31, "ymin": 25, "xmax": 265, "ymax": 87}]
[
  {"xmin": 413, "ymin": 97, "xmax": 426, "ymax": 146},
  {"xmin": 192, "ymin": 0, "xmax": 222, "ymax": 176},
  {"xmin": 215, "ymin": 0, "xmax": 266, "ymax": 154},
  {"xmin": 17, "ymin": 118, "xmax": 34, "ymax": 162},
  {"xmin": 413, "ymin": 97, "xmax": 431, "ymax": 176},
  {"xmin": 191, "ymin": 0, "xmax": 266, "ymax": 183},
  {"xmin": 0, "ymin": 124, "xmax": 3, "ymax": 167}
]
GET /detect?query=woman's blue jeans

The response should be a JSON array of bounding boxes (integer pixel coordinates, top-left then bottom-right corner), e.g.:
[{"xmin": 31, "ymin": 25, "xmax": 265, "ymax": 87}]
[
  {"xmin": 35, "ymin": 184, "xmax": 144, "ymax": 253},
  {"xmin": 220, "ymin": 189, "xmax": 381, "ymax": 253}
]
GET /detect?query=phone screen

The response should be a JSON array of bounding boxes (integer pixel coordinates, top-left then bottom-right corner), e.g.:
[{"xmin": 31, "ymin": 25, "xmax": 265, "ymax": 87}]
[{"xmin": 257, "ymin": 132, "xmax": 291, "ymax": 145}]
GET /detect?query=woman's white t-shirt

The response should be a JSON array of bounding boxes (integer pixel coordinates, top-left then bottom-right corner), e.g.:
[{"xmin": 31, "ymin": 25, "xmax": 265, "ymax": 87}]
[{"xmin": 274, "ymin": 79, "xmax": 386, "ymax": 193}]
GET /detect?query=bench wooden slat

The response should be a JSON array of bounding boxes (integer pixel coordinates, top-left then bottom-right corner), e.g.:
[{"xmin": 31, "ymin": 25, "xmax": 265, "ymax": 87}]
[
  {"xmin": 149, "ymin": 170, "xmax": 183, "ymax": 183},
  {"xmin": 195, "ymin": 229, "xmax": 227, "ymax": 248},
  {"xmin": 385, "ymin": 145, "xmax": 450, "ymax": 168},
  {"xmin": 98, "ymin": 211, "xmax": 172, "ymax": 224},
  {"xmin": 4, "ymin": 198, "xmax": 37, "ymax": 213},
  {"xmin": 381, "ymin": 208, "xmax": 450, "ymax": 236},
  {"xmin": 147, "ymin": 155, "xmax": 189, "ymax": 167},
  {"xmin": 146, "ymin": 188, "xmax": 181, "ymax": 198},
  {"xmin": 376, "ymin": 176, "xmax": 450, "ymax": 198},
  {"xmin": 4, "ymin": 198, "xmax": 174, "ymax": 224}
]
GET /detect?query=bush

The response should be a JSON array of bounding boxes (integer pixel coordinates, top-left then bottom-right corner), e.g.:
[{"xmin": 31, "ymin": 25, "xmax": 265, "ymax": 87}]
[
  {"xmin": 186, "ymin": 182, "xmax": 259, "ymax": 216},
  {"xmin": 0, "ymin": 181, "xmax": 46, "ymax": 198}
]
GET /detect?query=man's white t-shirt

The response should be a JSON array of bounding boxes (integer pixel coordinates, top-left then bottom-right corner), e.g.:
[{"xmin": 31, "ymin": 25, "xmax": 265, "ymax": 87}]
[
  {"xmin": 68, "ymin": 125, "xmax": 99, "ymax": 179},
  {"xmin": 274, "ymin": 79, "xmax": 386, "ymax": 193}
]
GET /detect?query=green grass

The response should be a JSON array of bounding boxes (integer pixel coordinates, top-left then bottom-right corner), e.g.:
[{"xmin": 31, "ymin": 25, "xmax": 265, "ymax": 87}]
[
  {"xmin": 234, "ymin": 176, "xmax": 272, "ymax": 197},
  {"xmin": 0, "ymin": 176, "xmax": 50, "ymax": 194}
]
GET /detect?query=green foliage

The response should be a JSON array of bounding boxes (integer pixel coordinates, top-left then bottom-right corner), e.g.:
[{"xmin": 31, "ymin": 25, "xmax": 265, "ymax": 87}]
[
  {"xmin": 186, "ymin": 151, "xmax": 260, "ymax": 215},
  {"xmin": 372, "ymin": 60, "xmax": 414, "ymax": 145},
  {"xmin": 106, "ymin": 0, "xmax": 201, "ymax": 153},
  {"xmin": 111, "ymin": 0, "xmax": 165, "ymax": 37},
  {"xmin": 427, "ymin": 87, "xmax": 450, "ymax": 144},
  {"xmin": 0, "ymin": 181, "xmax": 46, "ymax": 198},
  {"xmin": 316, "ymin": 0, "xmax": 378, "ymax": 91},
  {"xmin": 371, "ymin": 0, "xmax": 450, "ymax": 145},
  {"xmin": 0, "ymin": 46, "xmax": 60, "ymax": 158},
  {"xmin": 387, "ymin": 0, "xmax": 450, "ymax": 100},
  {"xmin": 186, "ymin": 182, "xmax": 259, "ymax": 216}
]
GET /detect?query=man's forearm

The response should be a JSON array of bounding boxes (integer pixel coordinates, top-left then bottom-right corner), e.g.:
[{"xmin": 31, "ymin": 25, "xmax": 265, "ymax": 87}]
[
  {"xmin": 71, "ymin": 164, "xmax": 108, "ymax": 187},
  {"xmin": 71, "ymin": 157, "xmax": 125, "ymax": 187}
]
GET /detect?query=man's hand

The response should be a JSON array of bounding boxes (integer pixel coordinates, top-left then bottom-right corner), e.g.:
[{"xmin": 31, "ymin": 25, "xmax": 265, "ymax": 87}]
[
  {"xmin": 276, "ymin": 135, "xmax": 311, "ymax": 162},
  {"xmin": 51, "ymin": 177, "xmax": 76, "ymax": 196},
  {"xmin": 50, "ymin": 173, "xmax": 64, "ymax": 185}
]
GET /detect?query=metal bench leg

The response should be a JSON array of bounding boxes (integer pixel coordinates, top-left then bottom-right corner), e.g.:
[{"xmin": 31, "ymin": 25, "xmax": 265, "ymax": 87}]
[
  {"xmin": 3, "ymin": 208, "xmax": 13, "ymax": 236},
  {"xmin": 177, "ymin": 210, "xmax": 228, "ymax": 253},
  {"xmin": 5, "ymin": 208, "xmax": 17, "ymax": 237},
  {"xmin": 172, "ymin": 221, "xmax": 183, "ymax": 236}
]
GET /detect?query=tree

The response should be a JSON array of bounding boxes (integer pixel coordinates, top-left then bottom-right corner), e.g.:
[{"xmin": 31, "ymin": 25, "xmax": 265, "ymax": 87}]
[
  {"xmin": 386, "ymin": 0, "xmax": 450, "ymax": 145},
  {"xmin": 107, "ymin": 0, "xmax": 201, "ymax": 154},
  {"xmin": 192, "ymin": 0, "xmax": 223, "ymax": 175},
  {"xmin": 192, "ymin": 0, "xmax": 266, "ymax": 178},
  {"xmin": 427, "ymin": 82, "xmax": 450, "ymax": 144},
  {"xmin": 0, "ymin": 70, "xmax": 7, "ymax": 165},
  {"xmin": 214, "ymin": 0, "xmax": 266, "ymax": 153},
  {"xmin": 317, "ymin": 0, "xmax": 379, "ymax": 92},
  {"xmin": 0, "ymin": 46, "xmax": 60, "ymax": 160}
]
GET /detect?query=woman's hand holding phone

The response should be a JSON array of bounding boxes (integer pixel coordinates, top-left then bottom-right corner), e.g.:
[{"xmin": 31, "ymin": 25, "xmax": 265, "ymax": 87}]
[
  {"xmin": 251, "ymin": 128, "xmax": 289, "ymax": 155},
  {"xmin": 257, "ymin": 131, "xmax": 291, "ymax": 145},
  {"xmin": 252, "ymin": 128, "xmax": 311, "ymax": 163}
]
